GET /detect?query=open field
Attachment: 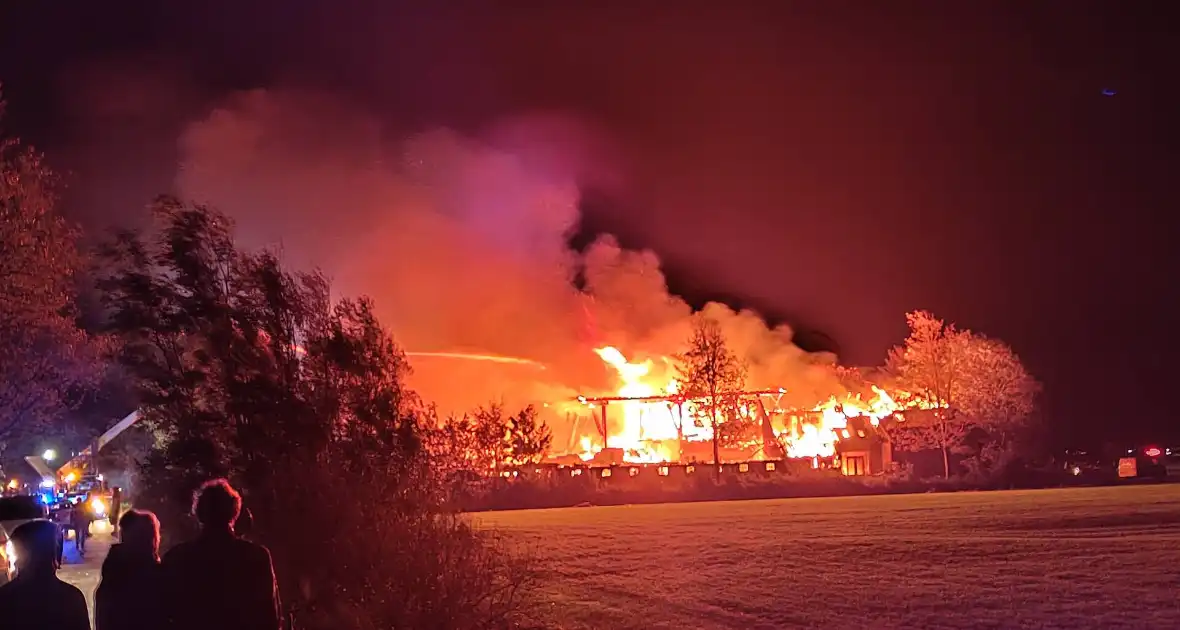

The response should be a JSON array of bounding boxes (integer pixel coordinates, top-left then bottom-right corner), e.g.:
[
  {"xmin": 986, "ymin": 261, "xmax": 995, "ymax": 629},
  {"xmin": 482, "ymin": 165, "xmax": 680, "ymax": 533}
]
[{"xmin": 476, "ymin": 485, "xmax": 1180, "ymax": 629}]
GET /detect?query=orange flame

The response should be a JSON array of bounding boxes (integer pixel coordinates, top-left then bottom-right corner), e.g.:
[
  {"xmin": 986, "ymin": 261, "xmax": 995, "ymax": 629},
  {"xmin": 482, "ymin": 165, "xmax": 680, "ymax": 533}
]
[
  {"xmin": 586, "ymin": 347, "xmax": 703, "ymax": 463},
  {"xmin": 567, "ymin": 346, "xmax": 938, "ymax": 464}
]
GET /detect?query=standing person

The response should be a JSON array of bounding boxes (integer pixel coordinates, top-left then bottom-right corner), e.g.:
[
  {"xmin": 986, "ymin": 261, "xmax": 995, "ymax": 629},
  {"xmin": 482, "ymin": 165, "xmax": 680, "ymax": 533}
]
[
  {"xmin": 95, "ymin": 510, "xmax": 165, "ymax": 630},
  {"xmin": 55, "ymin": 505, "xmax": 68, "ymax": 567},
  {"xmin": 71, "ymin": 495, "xmax": 93, "ymax": 556},
  {"xmin": 161, "ymin": 479, "xmax": 281, "ymax": 630},
  {"xmin": 0, "ymin": 519, "xmax": 91, "ymax": 630}
]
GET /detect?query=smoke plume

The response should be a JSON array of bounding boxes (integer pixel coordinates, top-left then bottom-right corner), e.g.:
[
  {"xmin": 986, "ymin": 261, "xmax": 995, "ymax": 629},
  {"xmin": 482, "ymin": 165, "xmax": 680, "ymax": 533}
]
[{"xmin": 175, "ymin": 89, "xmax": 842, "ymax": 428}]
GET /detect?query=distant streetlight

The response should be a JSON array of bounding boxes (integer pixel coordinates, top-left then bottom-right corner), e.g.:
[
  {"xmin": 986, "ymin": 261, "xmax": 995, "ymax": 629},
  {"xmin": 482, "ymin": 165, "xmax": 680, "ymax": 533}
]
[{"xmin": 42, "ymin": 449, "xmax": 57, "ymax": 462}]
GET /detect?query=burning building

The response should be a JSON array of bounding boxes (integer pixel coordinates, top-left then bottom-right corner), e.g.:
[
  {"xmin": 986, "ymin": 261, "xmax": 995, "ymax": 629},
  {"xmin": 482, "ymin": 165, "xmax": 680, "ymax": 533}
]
[
  {"xmin": 539, "ymin": 346, "xmax": 914, "ymax": 475},
  {"xmin": 833, "ymin": 415, "xmax": 893, "ymax": 476},
  {"xmin": 402, "ymin": 342, "xmax": 923, "ymax": 478}
]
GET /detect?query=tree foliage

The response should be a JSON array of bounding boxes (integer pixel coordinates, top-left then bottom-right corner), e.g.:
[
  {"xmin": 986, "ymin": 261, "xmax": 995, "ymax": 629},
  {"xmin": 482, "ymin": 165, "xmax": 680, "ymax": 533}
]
[
  {"xmin": 886, "ymin": 310, "xmax": 1039, "ymax": 477},
  {"xmin": 675, "ymin": 317, "xmax": 746, "ymax": 474},
  {"xmin": 427, "ymin": 403, "xmax": 553, "ymax": 478},
  {"xmin": 100, "ymin": 197, "xmax": 532, "ymax": 629},
  {"xmin": 472, "ymin": 404, "xmax": 510, "ymax": 471},
  {"xmin": 714, "ymin": 412, "xmax": 758, "ymax": 450},
  {"xmin": 503, "ymin": 405, "xmax": 552, "ymax": 467},
  {"xmin": 960, "ymin": 336, "xmax": 1040, "ymax": 430},
  {"xmin": 0, "ymin": 102, "xmax": 104, "ymax": 465}
]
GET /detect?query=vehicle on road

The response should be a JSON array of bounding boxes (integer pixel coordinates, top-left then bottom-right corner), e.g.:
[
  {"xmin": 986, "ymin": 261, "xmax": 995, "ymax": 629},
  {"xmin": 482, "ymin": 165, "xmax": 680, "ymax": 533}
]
[
  {"xmin": 61, "ymin": 487, "xmax": 111, "ymax": 523},
  {"xmin": 0, "ymin": 495, "xmax": 62, "ymax": 585},
  {"xmin": 1117, "ymin": 445, "xmax": 1169, "ymax": 480},
  {"xmin": 1061, "ymin": 449, "xmax": 1108, "ymax": 478}
]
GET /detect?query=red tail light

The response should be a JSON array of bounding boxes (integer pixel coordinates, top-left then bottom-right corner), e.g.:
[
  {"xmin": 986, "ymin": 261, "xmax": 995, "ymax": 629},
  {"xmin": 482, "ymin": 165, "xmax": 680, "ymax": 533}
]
[{"xmin": 1145, "ymin": 446, "xmax": 1162, "ymax": 458}]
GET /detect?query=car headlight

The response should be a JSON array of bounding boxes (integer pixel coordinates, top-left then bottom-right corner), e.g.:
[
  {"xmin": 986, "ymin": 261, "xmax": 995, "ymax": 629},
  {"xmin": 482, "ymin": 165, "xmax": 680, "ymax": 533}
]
[{"xmin": 4, "ymin": 540, "xmax": 15, "ymax": 574}]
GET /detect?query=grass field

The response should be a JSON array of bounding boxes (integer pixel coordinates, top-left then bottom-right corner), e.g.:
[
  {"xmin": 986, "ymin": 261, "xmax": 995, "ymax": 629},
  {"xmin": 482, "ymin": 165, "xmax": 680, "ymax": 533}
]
[{"xmin": 476, "ymin": 485, "xmax": 1180, "ymax": 629}]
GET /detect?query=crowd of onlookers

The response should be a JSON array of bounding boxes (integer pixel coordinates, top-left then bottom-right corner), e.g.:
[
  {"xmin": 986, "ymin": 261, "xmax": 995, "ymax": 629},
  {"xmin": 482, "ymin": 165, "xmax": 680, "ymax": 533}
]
[{"xmin": 0, "ymin": 479, "xmax": 282, "ymax": 630}]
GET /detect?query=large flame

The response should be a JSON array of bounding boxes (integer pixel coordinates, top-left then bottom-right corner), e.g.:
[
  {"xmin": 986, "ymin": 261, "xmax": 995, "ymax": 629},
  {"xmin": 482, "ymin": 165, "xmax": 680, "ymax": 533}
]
[
  {"xmin": 568, "ymin": 346, "xmax": 935, "ymax": 465},
  {"xmin": 586, "ymin": 347, "xmax": 706, "ymax": 463}
]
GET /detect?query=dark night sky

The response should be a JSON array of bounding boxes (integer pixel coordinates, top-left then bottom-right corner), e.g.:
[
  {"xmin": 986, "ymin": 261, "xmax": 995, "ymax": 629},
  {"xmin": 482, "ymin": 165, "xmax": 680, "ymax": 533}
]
[{"xmin": 2, "ymin": 1, "xmax": 1177, "ymax": 446}]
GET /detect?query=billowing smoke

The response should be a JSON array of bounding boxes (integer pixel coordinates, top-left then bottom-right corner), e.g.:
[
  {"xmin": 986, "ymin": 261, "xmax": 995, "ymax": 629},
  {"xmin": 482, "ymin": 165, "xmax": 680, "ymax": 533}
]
[{"xmin": 175, "ymin": 89, "xmax": 843, "ymax": 438}]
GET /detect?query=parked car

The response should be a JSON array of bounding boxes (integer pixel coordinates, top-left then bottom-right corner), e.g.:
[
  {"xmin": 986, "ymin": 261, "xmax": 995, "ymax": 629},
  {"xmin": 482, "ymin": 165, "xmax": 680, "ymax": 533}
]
[
  {"xmin": 1116, "ymin": 446, "xmax": 1169, "ymax": 479},
  {"xmin": 1061, "ymin": 449, "xmax": 1108, "ymax": 476},
  {"xmin": 0, "ymin": 495, "xmax": 57, "ymax": 585}
]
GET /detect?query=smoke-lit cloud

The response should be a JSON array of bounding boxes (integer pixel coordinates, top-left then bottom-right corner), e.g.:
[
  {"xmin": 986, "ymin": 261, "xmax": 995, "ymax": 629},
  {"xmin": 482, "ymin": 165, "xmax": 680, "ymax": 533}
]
[{"xmin": 174, "ymin": 88, "xmax": 843, "ymax": 422}]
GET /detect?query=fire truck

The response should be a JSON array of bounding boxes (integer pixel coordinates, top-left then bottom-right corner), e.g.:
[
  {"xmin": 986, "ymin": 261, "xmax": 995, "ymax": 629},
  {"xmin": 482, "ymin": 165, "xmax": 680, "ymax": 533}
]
[{"xmin": 25, "ymin": 410, "xmax": 141, "ymax": 521}]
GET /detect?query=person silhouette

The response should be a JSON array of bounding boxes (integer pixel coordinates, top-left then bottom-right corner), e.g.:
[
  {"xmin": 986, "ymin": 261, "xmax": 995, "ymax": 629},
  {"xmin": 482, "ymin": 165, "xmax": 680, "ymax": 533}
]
[
  {"xmin": 161, "ymin": 479, "xmax": 281, "ymax": 630},
  {"xmin": 95, "ymin": 509, "xmax": 165, "ymax": 630},
  {"xmin": 71, "ymin": 495, "xmax": 94, "ymax": 556},
  {"xmin": 0, "ymin": 519, "xmax": 91, "ymax": 630},
  {"xmin": 234, "ymin": 506, "xmax": 254, "ymax": 541}
]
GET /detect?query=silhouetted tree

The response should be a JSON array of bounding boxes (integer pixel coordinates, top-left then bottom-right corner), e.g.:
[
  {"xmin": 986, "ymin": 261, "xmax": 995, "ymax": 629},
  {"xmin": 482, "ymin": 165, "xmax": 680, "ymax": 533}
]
[
  {"xmin": 0, "ymin": 100, "xmax": 104, "ymax": 467},
  {"xmin": 428, "ymin": 403, "xmax": 552, "ymax": 474},
  {"xmin": 473, "ymin": 403, "xmax": 510, "ymax": 470},
  {"xmin": 99, "ymin": 197, "xmax": 532, "ymax": 629},
  {"xmin": 676, "ymin": 317, "xmax": 746, "ymax": 479},
  {"xmin": 427, "ymin": 413, "xmax": 488, "ymax": 475},
  {"xmin": 504, "ymin": 405, "xmax": 552, "ymax": 466}
]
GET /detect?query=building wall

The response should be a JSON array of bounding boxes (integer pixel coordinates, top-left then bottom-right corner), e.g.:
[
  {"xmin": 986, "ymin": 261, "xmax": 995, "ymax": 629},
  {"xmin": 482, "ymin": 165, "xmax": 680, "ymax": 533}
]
[{"xmin": 836, "ymin": 432, "xmax": 892, "ymax": 476}]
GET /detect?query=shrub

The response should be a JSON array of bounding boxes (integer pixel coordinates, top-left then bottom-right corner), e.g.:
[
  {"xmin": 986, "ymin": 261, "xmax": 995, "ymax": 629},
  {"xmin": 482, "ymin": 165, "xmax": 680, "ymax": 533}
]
[
  {"xmin": 259, "ymin": 453, "xmax": 536, "ymax": 630},
  {"xmin": 102, "ymin": 199, "xmax": 537, "ymax": 629}
]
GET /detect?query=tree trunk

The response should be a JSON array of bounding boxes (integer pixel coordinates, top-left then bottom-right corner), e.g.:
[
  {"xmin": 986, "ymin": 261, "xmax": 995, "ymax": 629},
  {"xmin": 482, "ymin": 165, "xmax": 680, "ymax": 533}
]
[
  {"xmin": 711, "ymin": 406, "xmax": 721, "ymax": 481},
  {"xmin": 599, "ymin": 404, "xmax": 609, "ymax": 450},
  {"xmin": 676, "ymin": 403, "xmax": 685, "ymax": 463},
  {"xmin": 941, "ymin": 445, "xmax": 950, "ymax": 478}
]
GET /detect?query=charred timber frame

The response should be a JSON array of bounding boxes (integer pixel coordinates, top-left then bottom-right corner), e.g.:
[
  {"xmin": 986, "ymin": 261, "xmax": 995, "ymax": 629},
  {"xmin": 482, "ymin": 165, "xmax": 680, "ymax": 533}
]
[
  {"xmin": 576, "ymin": 389, "xmax": 789, "ymax": 451},
  {"xmin": 576, "ymin": 389, "xmax": 786, "ymax": 404}
]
